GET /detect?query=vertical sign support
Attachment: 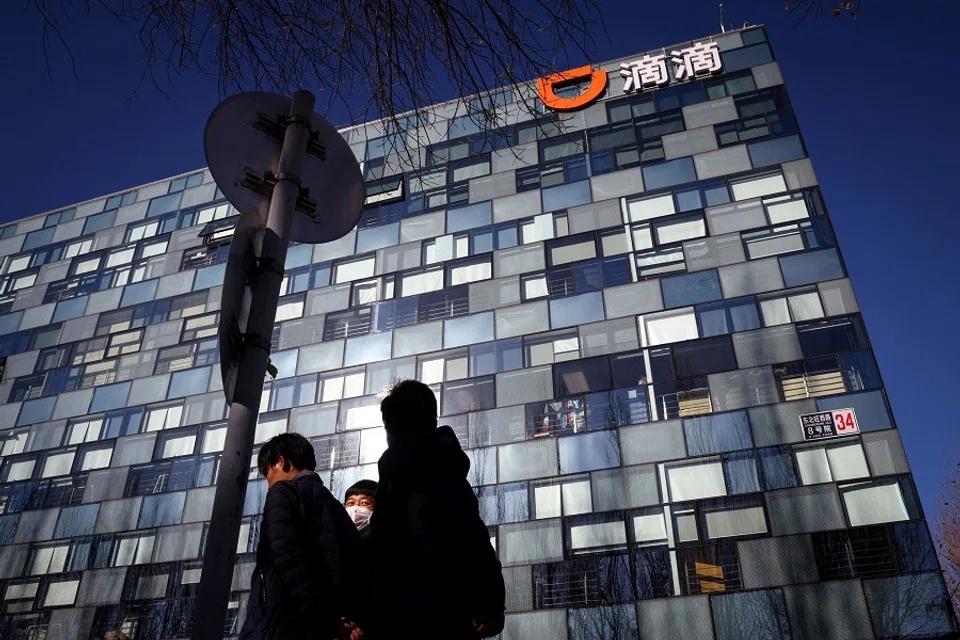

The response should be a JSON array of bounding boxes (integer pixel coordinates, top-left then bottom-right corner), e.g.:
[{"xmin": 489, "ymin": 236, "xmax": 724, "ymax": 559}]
[{"xmin": 193, "ymin": 90, "xmax": 316, "ymax": 639}]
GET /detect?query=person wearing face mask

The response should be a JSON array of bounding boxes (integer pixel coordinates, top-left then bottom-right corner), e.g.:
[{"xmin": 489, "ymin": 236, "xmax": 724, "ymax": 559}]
[
  {"xmin": 344, "ymin": 480, "xmax": 377, "ymax": 540},
  {"xmin": 240, "ymin": 433, "xmax": 370, "ymax": 640}
]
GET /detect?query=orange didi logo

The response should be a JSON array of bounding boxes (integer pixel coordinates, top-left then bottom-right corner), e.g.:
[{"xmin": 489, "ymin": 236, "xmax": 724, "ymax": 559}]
[{"xmin": 536, "ymin": 65, "xmax": 608, "ymax": 112}]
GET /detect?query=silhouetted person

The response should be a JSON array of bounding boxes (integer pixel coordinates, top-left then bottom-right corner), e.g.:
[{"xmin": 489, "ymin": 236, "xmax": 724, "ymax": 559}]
[
  {"xmin": 240, "ymin": 433, "xmax": 370, "ymax": 640},
  {"xmin": 372, "ymin": 380, "xmax": 505, "ymax": 639}
]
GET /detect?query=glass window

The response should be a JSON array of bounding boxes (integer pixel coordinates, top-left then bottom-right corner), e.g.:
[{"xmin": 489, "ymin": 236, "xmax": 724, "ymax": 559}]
[
  {"xmin": 344, "ymin": 331, "xmax": 393, "ymax": 367},
  {"xmin": 547, "ymin": 234, "xmax": 598, "ymax": 266},
  {"xmin": 90, "ymin": 381, "xmax": 132, "ymax": 413},
  {"xmin": 696, "ymin": 297, "xmax": 760, "ymax": 337},
  {"xmin": 447, "ymin": 256, "xmax": 492, "ymax": 287},
  {"xmin": 444, "ymin": 312, "xmax": 494, "ymax": 349},
  {"xmin": 138, "ymin": 492, "xmax": 187, "ymax": 528},
  {"xmin": 712, "ymin": 589, "xmax": 791, "ymax": 640},
  {"xmin": 796, "ymin": 440, "xmax": 869, "ymax": 485},
  {"xmin": 542, "ymin": 180, "xmax": 591, "ymax": 213},
  {"xmin": 559, "ymin": 432, "xmax": 621, "ymax": 474},
  {"xmin": 661, "ymin": 270, "xmax": 722, "ymax": 309},
  {"xmin": 21, "ymin": 227, "xmax": 56, "ymax": 251},
  {"xmin": 554, "ymin": 356, "xmax": 612, "ymax": 396},
  {"xmin": 642, "ymin": 158, "xmax": 696, "ymax": 191},
  {"xmin": 541, "ymin": 134, "xmax": 585, "ymax": 162},
  {"xmin": 704, "ymin": 71, "xmax": 757, "ymax": 100},
  {"xmin": 683, "ymin": 410, "xmax": 753, "ymax": 456},
  {"xmin": 531, "ymin": 476, "xmax": 592, "ymax": 519},
  {"xmin": 653, "ymin": 213, "xmax": 706, "ymax": 246},
  {"xmin": 780, "ymin": 248, "xmax": 845, "ymax": 288},
  {"xmin": 333, "ymin": 256, "xmax": 376, "ymax": 284},
  {"xmin": 721, "ymin": 42, "xmax": 775, "ymax": 73},
  {"xmin": 41, "ymin": 450, "xmax": 76, "ymax": 478},
  {"xmin": 840, "ymin": 477, "xmax": 916, "ymax": 527},
  {"xmin": 796, "ymin": 315, "xmax": 868, "ymax": 358},
  {"xmin": 730, "ymin": 171, "xmax": 786, "ymax": 201},
  {"xmin": 549, "ymin": 291, "xmax": 605, "ymax": 329},
  {"xmin": 400, "ymin": 268, "xmax": 444, "ymax": 297},
  {"xmin": 863, "ymin": 573, "xmax": 959, "ymax": 639},
  {"xmin": 642, "ymin": 309, "xmax": 698, "ymax": 346},
  {"xmin": 672, "ymin": 336, "xmax": 737, "ymax": 378},
  {"xmin": 447, "ymin": 201, "xmax": 492, "ymax": 235},
  {"xmin": 655, "ymin": 83, "xmax": 705, "ymax": 111},
  {"xmin": 636, "ymin": 109, "xmax": 684, "ymax": 140},
  {"xmin": 441, "ymin": 376, "xmax": 496, "ymax": 415},
  {"xmin": 665, "ymin": 459, "xmax": 727, "ymax": 502},
  {"xmin": 167, "ymin": 367, "xmax": 210, "ymax": 398}
]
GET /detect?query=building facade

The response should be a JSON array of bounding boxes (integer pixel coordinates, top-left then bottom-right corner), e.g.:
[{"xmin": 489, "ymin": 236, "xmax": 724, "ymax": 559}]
[{"xmin": 0, "ymin": 26, "xmax": 956, "ymax": 640}]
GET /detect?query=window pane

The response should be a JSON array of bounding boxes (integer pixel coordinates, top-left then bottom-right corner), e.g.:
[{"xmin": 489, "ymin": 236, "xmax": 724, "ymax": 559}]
[
  {"xmin": 542, "ymin": 181, "xmax": 591, "ymax": 213},
  {"xmin": 684, "ymin": 410, "xmax": 753, "ymax": 455},
  {"xmin": 661, "ymin": 270, "xmax": 723, "ymax": 309},
  {"xmin": 642, "ymin": 158, "xmax": 697, "ymax": 191}
]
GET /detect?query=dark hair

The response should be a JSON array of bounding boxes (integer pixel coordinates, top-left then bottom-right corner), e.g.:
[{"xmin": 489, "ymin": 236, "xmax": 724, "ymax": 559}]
[
  {"xmin": 345, "ymin": 479, "xmax": 378, "ymax": 502},
  {"xmin": 257, "ymin": 433, "xmax": 316, "ymax": 477},
  {"xmin": 380, "ymin": 379, "xmax": 437, "ymax": 436}
]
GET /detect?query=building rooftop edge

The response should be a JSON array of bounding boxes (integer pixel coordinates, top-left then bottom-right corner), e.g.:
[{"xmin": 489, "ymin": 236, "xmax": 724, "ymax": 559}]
[{"xmin": 14, "ymin": 23, "xmax": 765, "ymax": 226}]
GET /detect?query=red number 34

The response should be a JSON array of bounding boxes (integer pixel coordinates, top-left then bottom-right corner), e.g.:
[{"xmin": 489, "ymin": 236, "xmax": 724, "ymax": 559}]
[{"xmin": 835, "ymin": 412, "xmax": 855, "ymax": 431}]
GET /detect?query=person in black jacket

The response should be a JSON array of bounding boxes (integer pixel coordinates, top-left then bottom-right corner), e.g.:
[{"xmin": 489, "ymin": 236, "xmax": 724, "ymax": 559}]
[
  {"xmin": 372, "ymin": 380, "xmax": 506, "ymax": 639},
  {"xmin": 240, "ymin": 433, "xmax": 370, "ymax": 640}
]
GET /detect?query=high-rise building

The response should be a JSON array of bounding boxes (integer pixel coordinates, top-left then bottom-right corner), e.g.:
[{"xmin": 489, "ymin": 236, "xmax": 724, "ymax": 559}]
[{"xmin": 0, "ymin": 25, "xmax": 956, "ymax": 640}]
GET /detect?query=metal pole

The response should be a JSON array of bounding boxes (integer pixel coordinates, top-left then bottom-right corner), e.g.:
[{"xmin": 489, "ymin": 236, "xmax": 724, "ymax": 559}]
[{"xmin": 193, "ymin": 90, "xmax": 316, "ymax": 639}]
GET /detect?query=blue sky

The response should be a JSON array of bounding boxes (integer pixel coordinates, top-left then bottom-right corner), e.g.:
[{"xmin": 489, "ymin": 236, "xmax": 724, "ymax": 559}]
[{"xmin": 1, "ymin": 1, "xmax": 957, "ymax": 520}]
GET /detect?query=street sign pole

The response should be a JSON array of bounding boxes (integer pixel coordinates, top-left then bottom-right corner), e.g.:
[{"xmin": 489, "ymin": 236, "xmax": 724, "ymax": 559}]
[{"xmin": 193, "ymin": 90, "xmax": 316, "ymax": 639}]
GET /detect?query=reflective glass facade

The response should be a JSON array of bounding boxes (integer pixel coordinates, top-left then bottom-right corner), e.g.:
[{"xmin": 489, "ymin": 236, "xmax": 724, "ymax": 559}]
[{"xmin": 0, "ymin": 26, "xmax": 956, "ymax": 640}]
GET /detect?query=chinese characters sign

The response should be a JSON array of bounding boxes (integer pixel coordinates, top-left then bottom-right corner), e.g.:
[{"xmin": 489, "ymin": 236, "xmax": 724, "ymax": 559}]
[
  {"xmin": 799, "ymin": 408, "xmax": 860, "ymax": 441},
  {"xmin": 620, "ymin": 41, "xmax": 723, "ymax": 93}
]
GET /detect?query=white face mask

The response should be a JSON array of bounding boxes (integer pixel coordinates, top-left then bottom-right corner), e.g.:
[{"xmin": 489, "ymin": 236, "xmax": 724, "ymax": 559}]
[{"xmin": 345, "ymin": 505, "xmax": 373, "ymax": 532}]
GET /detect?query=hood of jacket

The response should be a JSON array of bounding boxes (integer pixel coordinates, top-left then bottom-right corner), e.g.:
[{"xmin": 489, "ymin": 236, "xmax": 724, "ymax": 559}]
[{"xmin": 378, "ymin": 425, "xmax": 470, "ymax": 483}]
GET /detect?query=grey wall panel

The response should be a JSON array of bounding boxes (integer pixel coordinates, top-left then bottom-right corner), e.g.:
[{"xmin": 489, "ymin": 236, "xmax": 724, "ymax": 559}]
[
  {"xmin": 683, "ymin": 234, "xmax": 746, "ymax": 271},
  {"xmin": 753, "ymin": 61, "xmax": 784, "ymax": 88},
  {"xmin": 818, "ymin": 278, "xmax": 859, "ymax": 316},
  {"xmin": 491, "ymin": 143, "xmax": 538, "ymax": 174},
  {"xmin": 591, "ymin": 464, "xmax": 660, "ymax": 510},
  {"xmin": 718, "ymin": 258, "xmax": 785, "ymax": 298},
  {"xmin": 620, "ymin": 421, "xmax": 686, "ymax": 465},
  {"xmin": 694, "ymin": 145, "xmax": 752, "ymax": 180},
  {"xmin": 663, "ymin": 126, "xmax": 719, "ymax": 160},
  {"xmin": 579, "ymin": 317, "xmax": 640, "ymax": 357},
  {"xmin": 499, "ymin": 520, "xmax": 564, "ymax": 567},
  {"xmin": 782, "ymin": 158, "xmax": 818, "ymax": 189},
  {"xmin": 502, "ymin": 610, "xmax": 567, "ymax": 640},
  {"xmin": 739, "ymin": 534, "xmax": 819, "ymax": 588},
  {"xmin": 683, "ymin": 97, "xmax": 737, "ymax": 129},
  {"xmin": 603, "ymin": 280, "xmax": 664, "ymax": 319},
  {"xmin": 637, "ymin": 594, "xmax": 714, "ymax": 640},
  {"xmin": 784, "ymin": 580, "xmax": 873, "ymax": 640},
  {"xmin": 567, "ymin": 199, "xmax": 623, "ymax": 235},
  {"xmin": 766, "ymin": 485, "xmax": 847, "ymax": 535},
  {"xmin": 496, "ymin": 366, "xmax": 553, "ymax": 407},
  {"xmin": 469, "ymin": 171, "xmax": 517, "ymax": 202},
  {"xmin": 748, "ymin": 399, "xmax": 817, "ymax": 447},
  {"xmin": 708, "ymin": 367, "xmax": 779, "ymax": 411},
  {"xmin": 493, "ymin": 190, "xmax": 542, "ymax": 224},
  {"xmin": 862, "ymin": 430, "xmax": 911, "ymax": 476},
  {"xmin": 732, "ymin": 325, "xmax": 803, "ymax": 368},
  {"xmin": 590, "ymin": 167, "xmax": 644, "ymax": 202},
  {"xmin": 705, "ymin": 198, "xmax": 766, "ymax": 236}
]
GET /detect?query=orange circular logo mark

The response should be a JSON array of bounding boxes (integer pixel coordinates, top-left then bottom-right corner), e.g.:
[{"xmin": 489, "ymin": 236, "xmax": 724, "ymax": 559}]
[{"xmin": 536, "ymin": 65, "xmax": 608, "ymax": 112}]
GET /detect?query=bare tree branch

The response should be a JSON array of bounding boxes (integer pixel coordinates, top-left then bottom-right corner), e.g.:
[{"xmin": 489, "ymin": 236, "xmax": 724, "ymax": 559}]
[
  {"xmin": 24, "ymin": 0, "xmax": 606, "ymax": 169},
  {"xmin": 784, "ymin": 0, "xmax": 862, "ymax": 26},
  {"xmin": 936, "ymin": 461, "xmax": 960, "ymax": 619}
]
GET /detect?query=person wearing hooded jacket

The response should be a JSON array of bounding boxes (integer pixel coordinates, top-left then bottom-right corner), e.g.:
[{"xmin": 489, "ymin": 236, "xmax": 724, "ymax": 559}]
[
  {"xmin": 371, "ymin": 379, "xmax": 506, "ymax": 640},
  {"xmin": 240, "ymin": 433, "xmax": 371, "ymax": 640}
]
